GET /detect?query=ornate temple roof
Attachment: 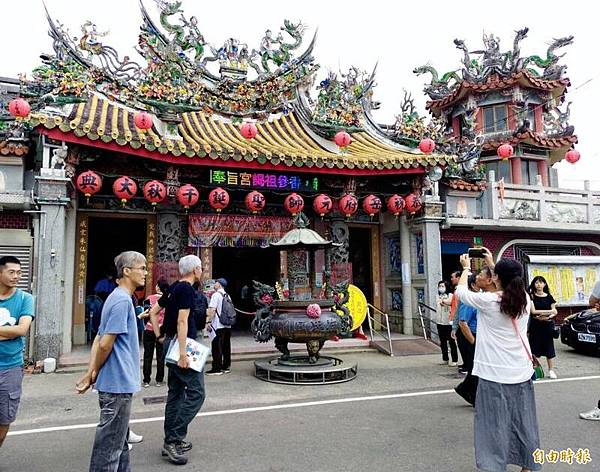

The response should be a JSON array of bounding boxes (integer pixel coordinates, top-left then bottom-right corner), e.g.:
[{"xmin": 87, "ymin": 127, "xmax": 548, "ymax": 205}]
[{"xmin": 29, "ymin": 95, "xmax": 452, "ymax": 174}]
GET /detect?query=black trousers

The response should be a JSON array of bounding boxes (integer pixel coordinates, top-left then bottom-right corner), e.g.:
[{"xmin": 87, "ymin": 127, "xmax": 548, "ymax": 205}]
[
  {"xmin": 211, "ymin": 328, "xmax": 231, "ymax": 371},
  {"xmin": 455, "ymin": 331, "xmax": 479, "ymax": 404},
  {"xmin": 437, "ymin": 324, "xmax": 458, "ymax": 362},
  {"xmin": 457, "ymin": 329, "xmax": 475, "ymax": 372},
  {"xmin": 143, "ymin": 330, "xmax": 165, "ymax": 383}
]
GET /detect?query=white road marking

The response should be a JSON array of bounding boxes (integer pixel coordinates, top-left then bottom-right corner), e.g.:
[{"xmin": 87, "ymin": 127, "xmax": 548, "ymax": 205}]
[{"xmin": 8, "ymin": 374, "xmax": 600, "ymax": 437}]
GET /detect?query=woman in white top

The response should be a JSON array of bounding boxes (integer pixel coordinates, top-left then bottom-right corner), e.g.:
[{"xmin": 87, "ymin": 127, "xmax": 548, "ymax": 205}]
[
  {"xmin": 455, "ymin": 249, "xmax": 539, "ymax": 472},
  {"xmin": 436, "ymin": 280, "xmax": 458, "ymax": 366}
]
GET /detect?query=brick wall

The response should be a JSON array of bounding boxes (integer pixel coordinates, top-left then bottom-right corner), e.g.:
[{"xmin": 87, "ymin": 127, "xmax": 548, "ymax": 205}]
[
  {"xmin": 441, "ymin": 229, "xmax": 600, "ymax": 257},
  {"xmin": 0, "ymin": 211, "xmax": 29, "ymax": 229}
]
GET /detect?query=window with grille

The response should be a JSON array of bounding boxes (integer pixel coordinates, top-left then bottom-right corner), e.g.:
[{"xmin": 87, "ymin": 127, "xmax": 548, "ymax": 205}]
[
  {"xmin": 0, "ymin": 245, "xmax": 32, "ymax": 291},
  {"xmin": 514, "ymin": 244, "xmax": 580, "ymax": 263},
  {"xmin": 483, "ymin": 105, "xmax": 508, "ymax": 133}
]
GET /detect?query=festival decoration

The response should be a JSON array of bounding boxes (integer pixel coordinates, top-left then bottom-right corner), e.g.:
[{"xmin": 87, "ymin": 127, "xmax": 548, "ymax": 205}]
[
  {"xmin": 113, "ymin": 176, "xmax": 138, "ymax": 205},
  {"xmin": 334, "ymin": 131, "xmax": 352, "ymax": 148},
  {"xmin": 306, "ymin": 303, "xmax": 322, "ymax": 319},
  {"xmin": 565, "ymin": 149, "xmax": 580, "ymax": 164},
  {"xmin": 76, "ymin": 171, "xmax": 102, "ymax": 201},
  {"xmin": 404, "ymin": 193, "xmax": 423, "ymax": 215},
  {"xmin": 284, "ymin": 193, "xmax": 304, "ymax": 216},
  {"xmin": 497, "ymin": 143, "xmax": 513, "ymax": 160},
  {"xmin": 208, "ymin": 187, "xmax": 230, "ymax": 212},
  {"xmin": 362, "ymin": 194, "xmax": 382, "ymax": 218},
  {"xmin": 313, "ymin": 194, "xmax": 333, "ymax": 217},
  {"xmin": 338, "ymin": 194, "xmax": 358, "ymax": 218},
  {"xmin": 176, "ymin": 184, "xmax": 200, "ymax": 209},
  {"xmin": 386, "ymin": 194, "xmax": 405, "ymax": 217},
  {"xmin": 134, "ymin": 111, "xmax": 153, "ymax": 130},
  {"xmin": 8, "ymin": 98, "xmax": 31, "ymax": 118},
  {"xmin": 240, "ymin": 122, "xmax": 258, "ymax": 140},
  {"xmin": 143, "ymin": 180, "xmax": 166, "ymax": 207},
  {"xmin": 245, "ymin": 190, "xmax": 266, "ymax": 213},
  {"xmin": 419, "ymin": 138, "xmax": 435, "ymax": 154}
]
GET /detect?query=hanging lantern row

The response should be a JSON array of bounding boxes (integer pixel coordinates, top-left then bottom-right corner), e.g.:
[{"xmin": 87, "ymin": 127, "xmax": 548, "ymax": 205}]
[{"xmin": 75, "ymin": 172, "xmax": 424, "ymax": 216}]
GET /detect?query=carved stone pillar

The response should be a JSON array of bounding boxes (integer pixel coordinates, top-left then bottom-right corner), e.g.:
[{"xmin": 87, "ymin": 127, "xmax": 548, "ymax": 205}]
[
  {"xmin": 330, "ymin": 218, "xmax": 349, "ymax": 265},
  {"xmin": 155, "ymin": 211, "xmax": 183, "ymax": 282}
]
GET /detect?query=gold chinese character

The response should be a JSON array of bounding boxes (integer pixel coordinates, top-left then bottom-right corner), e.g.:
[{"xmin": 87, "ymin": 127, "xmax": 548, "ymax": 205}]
[
  {"xmin": 560, "ymin": 448, "xmax": 574, "ymax": 465},
  {"xmin": 546, "ymin": 450, "xmax": 559, "ymax": 463},
  {"xmin": 576, "ymin": 448, "xmax": 592, "ymax": 465},
  {"xmin": 148, "ymin": 223, "xmax": 155, "ymax": 230},
  {"xmin": 227, "ymin": 171, "xmax": 239, "ymax": 185},
  {"xmin": 240, "ymin": 173, "xmax": 252, "ymax": 186},
  {"xmin": 149, "ymin": 230, "xmax": 155, "ymax": 238},
  {"xmin": 532, "ymin": 449, "xmax": 545, "ymax": 465}
]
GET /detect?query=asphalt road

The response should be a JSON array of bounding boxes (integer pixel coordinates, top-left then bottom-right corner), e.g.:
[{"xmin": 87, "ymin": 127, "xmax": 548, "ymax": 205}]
[{"xmin": 2, "ymin": 344, "xmax": 599, "ymax": 471}]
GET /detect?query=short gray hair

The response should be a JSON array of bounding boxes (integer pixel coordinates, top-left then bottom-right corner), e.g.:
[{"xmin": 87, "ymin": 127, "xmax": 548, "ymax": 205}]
[
  {"xmin": 179, "ymin": 254, "xmax": 202, "ymax": 276},
  {"xmin": 114, "ymin": 251, "xmax": 146, "ymax": 278}
]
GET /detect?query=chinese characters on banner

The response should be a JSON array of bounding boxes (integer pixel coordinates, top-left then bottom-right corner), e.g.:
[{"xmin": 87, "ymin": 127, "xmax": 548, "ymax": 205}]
[
  {"xmin": 528, "ymin": 263, "xmax": 598, "ymax": 306},
  {"xmin": 209, "ymin": 169, "xmax": 319, "ymax": 192}
]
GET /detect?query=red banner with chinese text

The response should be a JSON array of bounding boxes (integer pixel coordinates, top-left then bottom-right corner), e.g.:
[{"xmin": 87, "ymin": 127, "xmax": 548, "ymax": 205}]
[{"xmin": 188, "ymin": 214, "xmax": 294, "ymax": 248}]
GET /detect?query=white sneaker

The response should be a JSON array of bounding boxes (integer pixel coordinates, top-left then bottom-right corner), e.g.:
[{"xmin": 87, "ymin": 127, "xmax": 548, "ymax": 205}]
[
  {"xmin": 128, "ymin": 430, "xmax": 143, "ymax": 444},
  {"xmin": 579, "ymin": 407, "xmax": 600, "ymax": 421},
  {"xmin": 448, "ymin": 361, "xmax": 458, "ymax": 367},
  {"xmin": 128, "ymin": 443, "xmax": 132, "ymax": 451},
  {"xmin": 548, "ymin": 369, "xmax": 558, "ymax": 379}
]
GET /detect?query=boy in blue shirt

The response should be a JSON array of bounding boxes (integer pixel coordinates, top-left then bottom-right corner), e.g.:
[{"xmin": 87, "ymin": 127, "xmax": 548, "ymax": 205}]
[{"xmin": 0, "ymin": 256, "xmax": 35, "ymax": 448}]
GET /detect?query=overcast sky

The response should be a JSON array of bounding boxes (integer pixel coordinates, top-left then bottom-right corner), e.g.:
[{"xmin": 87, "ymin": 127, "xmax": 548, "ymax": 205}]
[{"xmin": 3, "ymin": 0, "xmax": 598, "ymax": 188}]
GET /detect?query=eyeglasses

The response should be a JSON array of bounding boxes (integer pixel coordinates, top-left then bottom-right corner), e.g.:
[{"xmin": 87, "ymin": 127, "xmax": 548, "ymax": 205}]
[{"xmin": 127, "ymin": 266, "xmax": 148, "ymax": 272}]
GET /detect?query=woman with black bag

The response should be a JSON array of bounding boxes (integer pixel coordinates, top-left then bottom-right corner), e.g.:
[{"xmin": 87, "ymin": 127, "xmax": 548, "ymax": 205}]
[{"xmin": 528, "ymin": 275, "xmax": 558, "ymax": 379}]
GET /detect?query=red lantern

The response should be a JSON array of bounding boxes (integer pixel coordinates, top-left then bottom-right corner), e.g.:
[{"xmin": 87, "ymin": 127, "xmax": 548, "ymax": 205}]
[
  {"xmin": 143, "ymin": 180, "xmax": 166, "ymax": 207},
  {"xmin": 362, "ymin": 194, "xmax": 382, "ymax": 217},
  {"xmin": 419, "ymin": 138, "xmax": 435, "ymax": 154},
  {"xmin": 113, "ymin": 176, "xmax": 138, "ymax": 206},
  {"xmin": 386, "ymin": 194, "xmax": 405, "ymax": 217},
  {"xmin": 176, "ymin": 184, "xmax": 200, "ymax": 209},
  {"xmin": 334, "ymin": 131, "xmax": 352, "ymax": 148},
  {"xmin": 208, "ymin": 187, "xmax": 230, "ymax": 212},
  {"xmin": 8, "ymin": 98, "xmax": 31, "ymax": 118},
  {"xmin": 565, "ymin": 149, "xmax": 580, "ymax": 164},
  {"xmin": 134, "ymin": 111, "xmax": 153, "ymax": 130},
  {"xmin": 284, "ymin": 193, "xmax": 305, "ymax": 216},
  {"xmin": 497, "ymin": 143, "xmax": 513, "ymax": 160},
  {"xmin": 245, "ymin": 190, "xmax": 266, "ymax": 213},
  {"xmin": 404, "ymin": 193, "xmax": 423, "ymax": 215},
  {"xmin": 240, "ymin": 122, "xmax": 258, "ymax": 140},
  {"xmin": 76, "ymin": 171, "xmax": 102, "ymax": 200},
  {"xmin": 313, "ymin": 194, "xmax": 333, "ymax": 217},
  {"xmin": 338, "ymin": 194, "xmax": 358, "ymax": 218}
]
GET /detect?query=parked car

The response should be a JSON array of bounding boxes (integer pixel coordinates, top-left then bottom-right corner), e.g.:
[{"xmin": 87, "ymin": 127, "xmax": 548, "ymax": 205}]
[{"xmin": 561, "ymin": 309, "xmax": 600, "ymax": 354}]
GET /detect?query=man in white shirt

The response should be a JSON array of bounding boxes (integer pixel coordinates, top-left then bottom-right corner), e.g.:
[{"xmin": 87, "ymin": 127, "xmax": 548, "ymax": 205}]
[{"xmin": 206, "ymin": 278, "xmax": 232, "ymax": 376}]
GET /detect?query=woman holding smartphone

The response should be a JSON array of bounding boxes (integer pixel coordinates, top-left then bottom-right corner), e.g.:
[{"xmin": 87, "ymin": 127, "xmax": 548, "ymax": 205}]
[{"xmin": 528, "ymin": 276, "xmax": 558, "ymax": 379}]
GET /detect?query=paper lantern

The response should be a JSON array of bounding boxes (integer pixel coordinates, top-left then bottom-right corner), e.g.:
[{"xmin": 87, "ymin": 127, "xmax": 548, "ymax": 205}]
[
  {"xmin": 245, "ymin": 190, "xmax": 266, "ymax": 213},
  {"xmin": 113, "ymin": 176, "xmax": 138, "ymax": 205},
  {"xmin": 565, "ymin": 149, "xmax": 580, "ymax": 164},
  {"xmin": 386, "ymin": 194, "xmax": 405, "ymax": 217},
  {"xmin": 76, "ymin": 171, "xmax": 102, "ymax": 200},
  {"xmin": 419, "ymin": 138, "xmax": 435, "ymax": 154},
  {"xmin": 313, "ymin": 194, "xmax": 333, "ymax": 217},
  {"xmin": 404, "ymin": 193, "xmax": 423, "ymax": 215},
  {"xmin": 176, "ymin": 184, "xmax": 200, "ymax": 209},
  {"xmin": 208, "ymin": 187, "xmax": 230, "ymax": 212},
  {"xmin": 134, "ymin": 111, "xmax": 153, "ymax": 130},
  {"xmin": 8, "ymin": 98, "xmax": 30, "ymax": 118},
  {"xmin": 240, "ymin": 122, "xmax": 258, "ymax": 140},
  {"xmin": 362, "ymin": 194, "xmax": 382, "ymax": 217},
  {"xmin": 334, "ymin": 131, "xmax": 352, "ymax": 148},
  {"xmin": 143, "ymin": 180, "xmax": 166, "ymax": 207},
  {"xmin": 497, "ymin": 143, "xmax": 513, "ymax": 160},
  {"xmin": 338, "ymin": 194, "xmax": 358, "ymax": 218},
  {"xmin": 284, "ymin": 193, "xmax": 305, "ymax": 216}
]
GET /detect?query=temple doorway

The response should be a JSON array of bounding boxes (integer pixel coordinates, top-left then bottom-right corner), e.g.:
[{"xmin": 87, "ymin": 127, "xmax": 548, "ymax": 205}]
[{"xmin": 212, "ymin": 247, "xmax": 280, "ymax": 330}]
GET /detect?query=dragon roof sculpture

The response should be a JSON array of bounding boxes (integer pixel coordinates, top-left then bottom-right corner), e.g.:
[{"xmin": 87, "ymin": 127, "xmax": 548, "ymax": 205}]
[
  {"xmin": 23, "ymin": 0, "xmax": 319, "ymax": 117},
  {"xmin": 414, "ymin": 28, "xmax": 574, "ymax": 101}
]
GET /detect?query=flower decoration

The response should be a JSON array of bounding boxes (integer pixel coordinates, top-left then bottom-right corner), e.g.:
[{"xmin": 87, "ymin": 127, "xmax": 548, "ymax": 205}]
[
  {"xmin": 260, "ymin": 294, "xmax": 274, "ymax": 305},
  {"xmin": 306, "ymin": 303, "xmax": 322, "ymax": 319}
]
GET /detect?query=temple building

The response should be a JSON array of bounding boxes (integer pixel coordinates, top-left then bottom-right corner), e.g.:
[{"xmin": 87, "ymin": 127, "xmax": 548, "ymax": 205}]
[{"xmin": 0, "ymin": 5, "xmax": 596, "ymax": 362}]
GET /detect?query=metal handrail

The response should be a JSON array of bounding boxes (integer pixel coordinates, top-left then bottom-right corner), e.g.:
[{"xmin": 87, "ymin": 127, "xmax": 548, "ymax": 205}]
[
  {"xmin": 366, "ymin": 303, "xmax": 393, "ymax": 356},
  {"xmin": 417, "ymin": 301, "xmax": 437, "ymax": 341}
]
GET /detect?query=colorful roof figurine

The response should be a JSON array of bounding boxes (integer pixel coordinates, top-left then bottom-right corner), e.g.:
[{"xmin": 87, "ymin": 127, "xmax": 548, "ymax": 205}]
[{"xmin": 15, "ymin": 1, "xmax": 453, "ymax": 176}]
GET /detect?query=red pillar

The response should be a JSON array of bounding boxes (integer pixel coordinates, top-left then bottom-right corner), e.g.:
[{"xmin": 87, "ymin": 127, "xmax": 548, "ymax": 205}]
[
  {"xmin": 537, "ymin": 160, "xmax": 549, "ymax": 186},
  {"xmin": 511, "ymin": 157, "xmax": 522, "ymax": 185}
]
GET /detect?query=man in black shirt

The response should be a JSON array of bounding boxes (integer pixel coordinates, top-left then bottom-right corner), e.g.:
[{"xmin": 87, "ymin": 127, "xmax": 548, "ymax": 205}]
[{"xmin": 149, "ymin": 255, "xmax": 205, "ymax": 465}]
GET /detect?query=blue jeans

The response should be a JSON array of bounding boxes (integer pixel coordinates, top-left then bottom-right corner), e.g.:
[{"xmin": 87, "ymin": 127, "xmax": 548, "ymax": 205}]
[
  {"xmin": 164, "ymin": 360, "xmax": 205, "ymax": 444},
  {"xmin": 89, "ymin": 392, "xmax": 132, "ymax": 472}
]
